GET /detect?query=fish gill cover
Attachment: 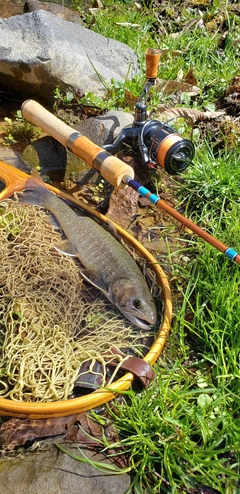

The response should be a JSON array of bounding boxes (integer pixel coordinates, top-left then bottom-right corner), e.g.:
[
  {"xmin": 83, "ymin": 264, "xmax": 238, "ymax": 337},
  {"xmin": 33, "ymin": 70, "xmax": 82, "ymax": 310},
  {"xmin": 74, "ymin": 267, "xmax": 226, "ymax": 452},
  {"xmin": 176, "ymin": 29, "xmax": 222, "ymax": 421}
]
[{"xmin": 0, "ymin": 199, "xmax": 162, "ymax": 402}]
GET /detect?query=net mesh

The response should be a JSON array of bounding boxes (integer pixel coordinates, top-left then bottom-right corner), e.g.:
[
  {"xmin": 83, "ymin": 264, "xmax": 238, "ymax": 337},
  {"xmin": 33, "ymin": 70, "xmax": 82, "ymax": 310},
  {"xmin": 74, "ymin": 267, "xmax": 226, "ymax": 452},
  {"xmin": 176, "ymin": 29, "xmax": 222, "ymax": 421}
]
[{"xmin": 0, "ymin": 199, "xmax": 161, "ymax": 402}]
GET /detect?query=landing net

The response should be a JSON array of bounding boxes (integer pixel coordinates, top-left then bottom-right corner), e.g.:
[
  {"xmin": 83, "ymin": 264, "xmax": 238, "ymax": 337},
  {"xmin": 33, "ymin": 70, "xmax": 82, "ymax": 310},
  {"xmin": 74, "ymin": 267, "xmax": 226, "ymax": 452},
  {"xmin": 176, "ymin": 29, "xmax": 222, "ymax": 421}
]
[{"xmin": 0, "ymin": 199, "xmax": 161, "ymax": 402}]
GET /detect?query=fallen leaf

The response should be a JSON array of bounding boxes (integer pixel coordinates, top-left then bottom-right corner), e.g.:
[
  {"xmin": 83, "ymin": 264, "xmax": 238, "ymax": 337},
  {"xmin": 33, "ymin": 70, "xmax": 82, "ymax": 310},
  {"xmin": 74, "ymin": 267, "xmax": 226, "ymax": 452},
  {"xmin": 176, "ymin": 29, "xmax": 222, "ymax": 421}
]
[
  {"xmin": 155, "ymin": 78, "xmax": 200, "ymax": 96},
  {"xmin": 123, "ymin": 89, "xmax": 138, "ymax": 110},
  {"xmin": 177, "ymin": 68, "xmax": 184, "ymax": 82},
  {"xmin": 184, "ymin": 68, "xmax": 198, "ymax": 86},
  {"xmin": 0, "ymin": 415, "xmax": 80, "ymax": 450},
  {"xmin": 106, "ymin": 185, "xmax": 139, "ymax": 230},
  {"xmin": 93, "ymin": 0, "xmax": 104, "ymax": 8},
  {"xmin": 158, "ymin": 49, "xmax": 184, "ymax": 58},
  {"xmin": 225, "ymin": 76, "xmax": 240, "ymax": 96},
  {"xmin": 0, "ymin": 412, "xmax": 119, "ymax": 451},
  {"xmin": 157, "ymin": 106, "xmax": 225, "ymax": 123}
]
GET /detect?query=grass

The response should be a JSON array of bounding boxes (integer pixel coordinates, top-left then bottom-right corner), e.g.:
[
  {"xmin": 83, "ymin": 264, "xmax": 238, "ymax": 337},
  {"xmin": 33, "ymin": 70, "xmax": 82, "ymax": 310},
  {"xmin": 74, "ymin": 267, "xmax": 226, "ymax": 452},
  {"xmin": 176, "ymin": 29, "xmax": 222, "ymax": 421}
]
[
  {"xmin": 64, "ymin": 200, "xmax": 240, "ymax": 493},
  {"xmin": 39, "ymin": 0, "xmax": 240, "ymax": 492},
  {"xmin": 174, "ymin": 147, "xmax": 240, "ymax": 223},
  {"xmin": 75, "ymin": 0, "xmax": 240, "ymax": 109},
  {"xmin": 57, "ymin": 0, "xmax": 240, "ymax": 119},
  {"xmin": 1, "ymin": 110, "xmax": 41, "ymax": 146},
  {"xmin": 103, "ymin": 367, "xmax": 239, "ymax": 494}
]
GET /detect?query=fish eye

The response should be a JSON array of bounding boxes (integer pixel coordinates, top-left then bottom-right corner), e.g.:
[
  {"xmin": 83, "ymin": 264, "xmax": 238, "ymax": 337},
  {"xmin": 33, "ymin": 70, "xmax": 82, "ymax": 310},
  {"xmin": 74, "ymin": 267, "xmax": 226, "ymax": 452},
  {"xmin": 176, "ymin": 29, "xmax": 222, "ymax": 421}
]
[{"xmin": 133, "ymin": 299, "xmax": 143, "ymax": 310}]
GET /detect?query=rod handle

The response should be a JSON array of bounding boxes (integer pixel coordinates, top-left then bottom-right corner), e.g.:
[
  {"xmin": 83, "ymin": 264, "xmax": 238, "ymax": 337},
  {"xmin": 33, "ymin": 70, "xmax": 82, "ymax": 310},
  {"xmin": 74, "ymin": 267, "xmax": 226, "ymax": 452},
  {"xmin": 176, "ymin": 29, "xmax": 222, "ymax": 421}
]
[{"xmin": 21, "ymin": 100, "xmax": 134, "ymax": 189}]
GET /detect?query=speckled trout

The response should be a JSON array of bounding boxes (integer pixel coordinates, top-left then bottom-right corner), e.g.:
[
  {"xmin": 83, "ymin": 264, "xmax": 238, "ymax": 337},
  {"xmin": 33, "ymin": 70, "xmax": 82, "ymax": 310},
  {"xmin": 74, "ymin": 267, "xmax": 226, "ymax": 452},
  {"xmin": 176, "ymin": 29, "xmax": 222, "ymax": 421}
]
[{"xmin": 22, "ymin": 170, "xmax": 157, "ymax": 329}]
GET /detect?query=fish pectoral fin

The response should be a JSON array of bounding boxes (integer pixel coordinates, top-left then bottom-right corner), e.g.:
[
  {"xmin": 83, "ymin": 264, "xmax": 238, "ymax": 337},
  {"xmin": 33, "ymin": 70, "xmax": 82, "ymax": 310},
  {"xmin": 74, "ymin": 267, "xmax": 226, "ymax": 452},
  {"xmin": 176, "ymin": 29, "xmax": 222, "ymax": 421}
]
[
  {"xmin": 54, "ymin": 239, "xmax": 77, "ymax": 257},
  {"xmin": 44, "ymin": 213, "xmax": 61, "ymax": 230},
  {"xmin": 80, "ymin": 269, "xmax": 109, "ymax": 297}
]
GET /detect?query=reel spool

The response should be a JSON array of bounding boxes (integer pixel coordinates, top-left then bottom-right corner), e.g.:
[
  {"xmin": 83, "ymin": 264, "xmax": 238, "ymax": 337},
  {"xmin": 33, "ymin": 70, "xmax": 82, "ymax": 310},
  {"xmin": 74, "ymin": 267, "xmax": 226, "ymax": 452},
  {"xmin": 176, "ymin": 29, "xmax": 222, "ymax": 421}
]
[{"xmin": 138, "ymin": 119, "xmax": 195, "ymax": 174}]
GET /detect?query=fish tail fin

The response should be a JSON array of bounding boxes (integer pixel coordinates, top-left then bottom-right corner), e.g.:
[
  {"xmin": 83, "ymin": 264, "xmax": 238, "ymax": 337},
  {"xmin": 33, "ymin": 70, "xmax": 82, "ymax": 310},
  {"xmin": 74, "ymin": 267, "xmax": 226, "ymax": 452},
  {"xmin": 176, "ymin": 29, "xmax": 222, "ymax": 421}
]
[
  {"xmin": 20, "ymin": 169, "xmax": 49, "ymax": 206},
  {"xmin": 26, "ymin": 169, "xmax": 48, "ymax": 191}
]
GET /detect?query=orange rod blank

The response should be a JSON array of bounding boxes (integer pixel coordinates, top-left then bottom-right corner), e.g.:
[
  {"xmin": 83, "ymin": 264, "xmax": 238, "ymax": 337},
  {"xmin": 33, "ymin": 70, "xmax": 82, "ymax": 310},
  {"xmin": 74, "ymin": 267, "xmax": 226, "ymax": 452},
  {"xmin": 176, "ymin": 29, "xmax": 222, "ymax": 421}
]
[
  {"xmin": 123, "ymin": 177, "xmax": 240, "ymax": 265},
  {"xmin": 157, "ymin": 198, "xmax": 240, "ymax": 264}
]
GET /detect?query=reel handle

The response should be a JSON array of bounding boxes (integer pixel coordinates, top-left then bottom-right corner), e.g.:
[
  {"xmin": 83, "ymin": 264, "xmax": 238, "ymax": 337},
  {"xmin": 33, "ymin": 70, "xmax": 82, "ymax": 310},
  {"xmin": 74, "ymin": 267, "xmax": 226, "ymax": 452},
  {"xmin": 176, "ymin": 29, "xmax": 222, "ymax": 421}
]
[
  {"xmin": 145, "ymin": 48, "xmax": 161, "ymax": 79},
  {"xmin": 21, "ymin": 100, "xmax": 134, "ymax": 189}
]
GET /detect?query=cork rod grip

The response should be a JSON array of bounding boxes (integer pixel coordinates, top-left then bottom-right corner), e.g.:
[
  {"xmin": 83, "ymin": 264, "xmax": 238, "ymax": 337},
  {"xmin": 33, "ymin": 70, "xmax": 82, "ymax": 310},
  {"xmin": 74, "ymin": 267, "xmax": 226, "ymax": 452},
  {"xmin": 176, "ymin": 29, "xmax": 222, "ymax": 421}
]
[
  {"xmin": 21, "ymin": 100, "xmax": 134, "ymax": 189},
  {"xmin": 21, "ymin": 100, "xmax": 75, "ymax": 146}
]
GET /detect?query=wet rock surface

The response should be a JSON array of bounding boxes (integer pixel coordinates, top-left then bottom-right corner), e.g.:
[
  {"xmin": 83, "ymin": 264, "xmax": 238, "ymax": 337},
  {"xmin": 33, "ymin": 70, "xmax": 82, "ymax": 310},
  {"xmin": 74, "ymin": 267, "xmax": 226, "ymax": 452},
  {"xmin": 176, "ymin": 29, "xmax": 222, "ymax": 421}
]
[{"xmin": 0, "ymin": 441, "xmax": 131, "ymax": 494}]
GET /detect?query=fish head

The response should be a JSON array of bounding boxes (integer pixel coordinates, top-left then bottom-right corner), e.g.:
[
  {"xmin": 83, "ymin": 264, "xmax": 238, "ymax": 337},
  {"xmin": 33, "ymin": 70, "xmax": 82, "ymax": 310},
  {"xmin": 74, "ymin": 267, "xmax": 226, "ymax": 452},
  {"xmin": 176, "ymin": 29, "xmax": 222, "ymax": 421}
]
[{"xmin": 109, "ymin": 278, "xmax": 157, "ymax": 330}]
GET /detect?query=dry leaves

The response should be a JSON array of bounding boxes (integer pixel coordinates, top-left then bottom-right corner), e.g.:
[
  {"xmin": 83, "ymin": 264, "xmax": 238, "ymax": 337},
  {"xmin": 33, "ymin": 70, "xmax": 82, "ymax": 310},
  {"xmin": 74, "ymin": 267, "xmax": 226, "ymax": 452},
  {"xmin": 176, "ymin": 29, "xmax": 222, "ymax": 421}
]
[
  {"xmin": 157, "ymin": 106, "xmax": 225, "ymax": 123},
  {"xmin": 155, "ymin": 78, "xmax": 200, "ymax": 96},
  {"xmin": 0, "ymin": 413, "xmax": 117, "ymax": 451},
  {"xmin": 225, "ymin": 76, "xmax": 240, "ymax": 97},
  {"xmin": 0, "ymin": 415, "xmax": 81, "ymax": 450}
]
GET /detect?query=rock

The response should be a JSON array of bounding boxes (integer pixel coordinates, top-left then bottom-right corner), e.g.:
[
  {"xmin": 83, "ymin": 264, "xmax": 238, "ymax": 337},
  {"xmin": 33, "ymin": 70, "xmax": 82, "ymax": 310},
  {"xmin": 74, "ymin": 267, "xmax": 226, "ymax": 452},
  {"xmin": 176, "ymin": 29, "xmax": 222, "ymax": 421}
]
[
  {"xmin": 21, "ymin": 135, "xmax": 69, "ymax": 173},
  {"xmin": 73, "ymin": 110, "xmax": 134, "ymax": 147},
  {"xmin": 0, "ymin": 441, "xmax": 131, "ymax": 494},
  {"xmin": 23, "ymin": 0, "xmax": 84, "ymax": 24},
  {"xmin": 0, "ymin": 147, "xmax": 30, "ymax": 172},
  {"xmin": 21, "ymin": 134, "xmax": 92, "ymax": 181},
  {"xmin": 0, "ymin": 10, "xmax": 138, "ymax": 105}
]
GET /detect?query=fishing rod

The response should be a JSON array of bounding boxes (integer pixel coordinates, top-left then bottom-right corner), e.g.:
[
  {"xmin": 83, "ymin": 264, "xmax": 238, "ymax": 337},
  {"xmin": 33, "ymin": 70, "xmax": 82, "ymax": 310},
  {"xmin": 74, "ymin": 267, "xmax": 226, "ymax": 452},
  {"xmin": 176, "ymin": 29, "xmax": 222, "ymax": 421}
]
[
  {"xmin": 20, "ymin": 46, "xmax": 239, "ymax": 264},
  {"xmin": 21, "ymin": 98, "xmax": 240, "ymax": 265}
]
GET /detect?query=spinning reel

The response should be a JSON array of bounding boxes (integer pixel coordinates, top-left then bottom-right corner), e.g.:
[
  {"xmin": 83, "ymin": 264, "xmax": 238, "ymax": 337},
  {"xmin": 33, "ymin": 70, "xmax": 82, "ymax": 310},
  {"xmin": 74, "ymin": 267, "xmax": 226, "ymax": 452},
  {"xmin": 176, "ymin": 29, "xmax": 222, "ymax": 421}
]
[{"xmin": 104, "ymin": 48, "xmax": 195, "ymax": 175}]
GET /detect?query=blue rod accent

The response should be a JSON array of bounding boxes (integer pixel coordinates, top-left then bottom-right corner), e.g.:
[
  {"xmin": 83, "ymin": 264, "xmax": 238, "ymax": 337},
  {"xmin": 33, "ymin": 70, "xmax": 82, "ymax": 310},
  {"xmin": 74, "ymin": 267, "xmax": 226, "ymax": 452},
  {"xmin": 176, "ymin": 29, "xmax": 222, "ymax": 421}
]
[
  {"xmin": 224, "ymin": 248, "xmax": 238, "ymax": 260},
  {"xmin": 138, "ymin": 186, "xmax": 160, "ymax": 204},
  {"xmin": 126, "ymin": 178, "xmax": 160, "ymax": 204},
  {"xmin": 127, "ymin": 178, "xmax": 140, "ymax": 191}
]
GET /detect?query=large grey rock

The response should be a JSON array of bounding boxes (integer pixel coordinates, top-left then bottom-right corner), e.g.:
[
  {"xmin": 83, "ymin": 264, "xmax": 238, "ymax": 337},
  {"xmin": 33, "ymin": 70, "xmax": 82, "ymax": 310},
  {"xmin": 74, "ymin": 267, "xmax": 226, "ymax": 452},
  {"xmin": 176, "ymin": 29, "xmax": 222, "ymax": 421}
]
[{"xmin": 0, "ymin": 10, "xmax": 139, "ymax": 105}]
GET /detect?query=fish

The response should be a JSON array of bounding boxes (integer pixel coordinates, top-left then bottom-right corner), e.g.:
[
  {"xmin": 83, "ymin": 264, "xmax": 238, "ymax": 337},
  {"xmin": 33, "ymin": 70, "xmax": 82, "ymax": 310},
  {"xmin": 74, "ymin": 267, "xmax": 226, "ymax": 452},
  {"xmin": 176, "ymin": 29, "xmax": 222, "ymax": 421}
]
[{"xmin": 20, "ymin": 170, "xmax": 157, "ymax": 329}]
